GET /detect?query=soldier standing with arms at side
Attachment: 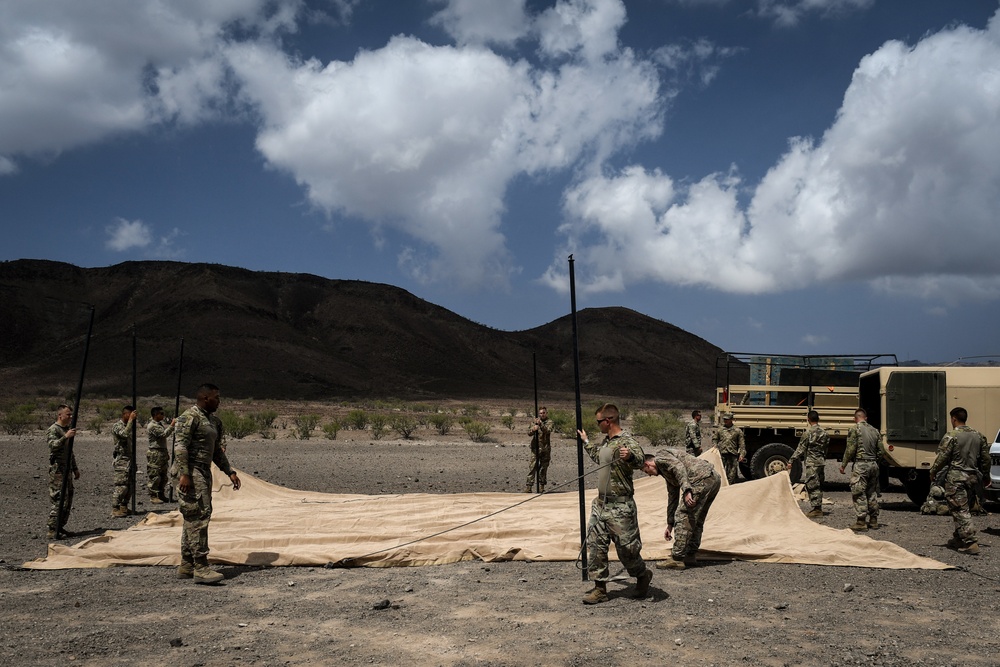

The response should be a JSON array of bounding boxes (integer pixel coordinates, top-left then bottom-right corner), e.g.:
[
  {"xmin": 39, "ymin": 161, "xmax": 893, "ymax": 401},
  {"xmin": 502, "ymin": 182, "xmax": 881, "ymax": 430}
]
[
  {"xmin": 111, "ymin": 405, "xmax": 136, "ymax": 518},
  {"xmin": 789, "ymin": 410, "xmax": 829, "ymax": 519},
  {"xmin": 173, "ymin": 383, "xmax": 241, "ymax": 584},
  {"xmin": 839, "ymin": 408, "xmax": 886, "ymax": 531},
  {"xmin": 524, "ymin": 406, "xmax": 554, "ymax": 493},
  {"xmin": 929, "ymin": 407, "xmax": 989, "ymax": 555},
  {"xmin": 685, "ymin": 410, "xmax": 703, "ymax": 456},
  {"xmin": 712, "ymin": 412, "xmax": 746, "ymax": 484},
  {"xmin": 47, "ymin": 404, "xmax": 80, "ymax": 539},
  {"xmin": 146, "ymin": 406, "xmax": 175, "ymax": 504},
  {"xmin": 642, "ymin": 448, "xmax": 721, "ymax": 570},
  {"xmin": 576, "ymin": 404, "xmax": 652, "ymax": 604}
]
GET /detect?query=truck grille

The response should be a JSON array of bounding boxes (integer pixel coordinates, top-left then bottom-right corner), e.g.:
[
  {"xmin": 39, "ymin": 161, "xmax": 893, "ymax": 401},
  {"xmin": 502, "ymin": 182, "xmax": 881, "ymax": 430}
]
[{"xmin": 992, "ymin": 455, "xmax": 1000, "ymax": 466}]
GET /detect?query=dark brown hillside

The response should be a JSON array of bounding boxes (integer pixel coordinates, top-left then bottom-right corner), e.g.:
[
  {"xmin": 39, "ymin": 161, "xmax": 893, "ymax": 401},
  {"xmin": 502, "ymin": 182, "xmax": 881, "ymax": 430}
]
[{"xmin": 0, "ymin": 260, "xmax": 720, "ymax": 403}]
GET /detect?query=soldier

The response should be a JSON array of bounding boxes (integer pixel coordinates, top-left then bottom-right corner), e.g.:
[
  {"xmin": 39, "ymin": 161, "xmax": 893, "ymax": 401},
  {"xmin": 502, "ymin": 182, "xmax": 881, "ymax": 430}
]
[
  {"xmin": 788, "ymin": 410, "xmax": 829, "ymax": 518},
  {"xmin": 928, "ymin": 407, "xmax": 990, "ymax": 555},
  {"xmin": 685, "ymin": 410, "xmax": 703, "ymax": 456},
  {"xmin": 839, "ymin": 408, "xmax": 886, "ymax": 531},
  {"xmin": 576, "ymin": 404, "xmax": 652, "ymax": 604},
  {"xmin": 712, "ymin": 412, "xmax": 746, "ymax": 484},
  {"xmin": 524, "ymin": 406, "xmax": 555, "ymax": 493},
  {"xmin": 111, "ymin": 405, "xmax": 136, "ymax": 517},
  {"xmin": 642, "ymin": 449, "xmax": 721, "ymax": 570},
  {"xmin": 46, "ymin": 404, "xmax": 80, "ymax": 539},
  {"xmin": 173, "ymin": 383, "xmax": 241, "ymax": 584},
  {"xmin": 146, "ymin": 406, "xmax": 176, "ymax": 504}
]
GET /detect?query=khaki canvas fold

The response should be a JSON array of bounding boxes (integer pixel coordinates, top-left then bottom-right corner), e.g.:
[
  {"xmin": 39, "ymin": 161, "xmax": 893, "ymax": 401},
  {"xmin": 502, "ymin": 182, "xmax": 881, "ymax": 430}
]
[{"xmin": 24, "ymin": 448, "xmax": 948, "ymax": 570}]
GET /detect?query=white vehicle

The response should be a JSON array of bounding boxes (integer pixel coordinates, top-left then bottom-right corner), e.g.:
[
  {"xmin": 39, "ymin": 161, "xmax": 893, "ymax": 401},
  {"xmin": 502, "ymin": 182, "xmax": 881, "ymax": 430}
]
[{"xmin": 987, "ymin": 429, "xmax": 1000, "ymax": 503}]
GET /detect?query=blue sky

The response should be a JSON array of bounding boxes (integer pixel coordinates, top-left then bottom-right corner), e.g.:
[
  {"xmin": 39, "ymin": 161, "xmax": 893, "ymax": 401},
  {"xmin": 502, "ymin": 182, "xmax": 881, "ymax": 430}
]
[{"xmin": 2, "ymin": 0, "xmax": 1000, "ymax": 363}]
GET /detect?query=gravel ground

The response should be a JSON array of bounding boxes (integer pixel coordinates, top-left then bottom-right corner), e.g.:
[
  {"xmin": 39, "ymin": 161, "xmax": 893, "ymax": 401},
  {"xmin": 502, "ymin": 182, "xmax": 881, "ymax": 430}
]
[{"xmin": 3, "ymin": 425, "xmax": 1000, "ymax": 667}]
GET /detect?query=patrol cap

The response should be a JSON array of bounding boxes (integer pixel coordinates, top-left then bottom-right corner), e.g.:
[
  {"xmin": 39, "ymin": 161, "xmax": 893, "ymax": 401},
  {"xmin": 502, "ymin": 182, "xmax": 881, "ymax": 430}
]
[{"xmin": 722, "ymin": 412, "xmax": 734, "ymax": 420}]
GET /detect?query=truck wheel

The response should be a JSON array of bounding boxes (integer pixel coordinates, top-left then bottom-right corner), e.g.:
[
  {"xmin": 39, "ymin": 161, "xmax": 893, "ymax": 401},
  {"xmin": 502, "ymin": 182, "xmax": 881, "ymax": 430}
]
[
  {"xmin": 750, "ymin": 443, "xmax": 798, "ymax": 480},
  {"xmin": 901, "ymin": 470, "xmax": 931, "ymax": 505}
]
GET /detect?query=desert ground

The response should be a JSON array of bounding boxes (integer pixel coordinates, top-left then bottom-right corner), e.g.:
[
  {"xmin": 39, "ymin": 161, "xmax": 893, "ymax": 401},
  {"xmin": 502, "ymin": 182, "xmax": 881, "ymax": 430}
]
[{"xmin": 3, "ymin": 401, "xmax": 1000, "ymax": 667}]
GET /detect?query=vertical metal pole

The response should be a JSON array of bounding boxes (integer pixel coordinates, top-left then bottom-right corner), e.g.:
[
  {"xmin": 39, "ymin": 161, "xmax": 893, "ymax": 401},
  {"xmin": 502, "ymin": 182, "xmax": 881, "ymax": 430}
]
[
  {"xmin": 130, "ymin": 324, "xmax": 137, "ymax": 514},
  {"xmin": 56, "ymin": 305, "xmax": 95, "ymax": 533},
  {"xmin": 169, "ymin": 337, "xmax": 184, "ymax": 502},
  {"xmin": 533, "ymin": 352, "xmax": 539, "ymax": 493},
  {"xmin": 569, "ymin": 255, "xmax": 587, "ymax": 580}
]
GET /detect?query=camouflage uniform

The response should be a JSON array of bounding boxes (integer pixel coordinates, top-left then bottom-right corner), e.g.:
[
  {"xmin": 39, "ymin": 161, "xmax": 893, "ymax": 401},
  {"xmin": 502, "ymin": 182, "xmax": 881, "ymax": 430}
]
[
  {"xmin": 111, "ymin": 418, "xmax": 134, "ymax": 512},
  {"xmin": 146, "ymin": 418, "xmax": 175, "ymax": 500},
  {"xmin": 525, "ymin": 418, "xmax": 555, "ymax": 490},
  {"xmin": 651, "ymin": 448, "xmax": 721, "ymax": 560},
  {"xmin": 47, "ymin": 422, "xmax": 79, "ymax": 534},
  {"xmin": 584, "ymin": 431, "xmax": 647, "ymax": 582},
  {"xmin": 841, "ymin": 421, "xmax": 884, "ymax": 524},
  {"xmin": 684, "ymin": 420, "xmax": 702, "ymax": 456},
  {"xmin": 171, "ymin": 404, "xmax": 234, "ymax": 567},
  {"xmin": 712, "ymin": 424, "xmax": 746, "ymax": 484},
  {"xmin": 928, "ymin": 425, "xmax": 989, "ymax": 548},
  {"xmin": 789, "ymin": 423, "xmax": 829, "ymax": 512}
]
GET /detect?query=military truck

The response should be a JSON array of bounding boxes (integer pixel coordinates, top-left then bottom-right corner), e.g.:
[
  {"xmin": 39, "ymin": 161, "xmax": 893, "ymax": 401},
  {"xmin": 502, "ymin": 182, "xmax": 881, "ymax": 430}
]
[
  {"xmin": 858, "ymin": 365, "xmax": 1000, "ymax": 504},
  {"xmin": 714, "ymin": 353, "xmax": 898, "ymax": 482}
]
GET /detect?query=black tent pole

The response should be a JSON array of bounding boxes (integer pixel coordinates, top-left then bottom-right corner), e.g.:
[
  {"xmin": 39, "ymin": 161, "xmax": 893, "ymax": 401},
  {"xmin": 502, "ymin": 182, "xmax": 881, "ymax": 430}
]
[
  {"xmin": 55, "ymin": 305, "xmax": 94, "ymax": 533},
  {"xmin": 569, "ymin": 255, "xmax": 587, "ymax": 580}
]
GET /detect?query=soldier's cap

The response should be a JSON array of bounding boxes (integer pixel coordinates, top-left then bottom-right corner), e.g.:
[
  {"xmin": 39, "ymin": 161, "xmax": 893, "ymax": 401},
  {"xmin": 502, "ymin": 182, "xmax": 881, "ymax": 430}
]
[{"xmin": 722, "ymin": 412, "xmax": 734, "ymax": 420}]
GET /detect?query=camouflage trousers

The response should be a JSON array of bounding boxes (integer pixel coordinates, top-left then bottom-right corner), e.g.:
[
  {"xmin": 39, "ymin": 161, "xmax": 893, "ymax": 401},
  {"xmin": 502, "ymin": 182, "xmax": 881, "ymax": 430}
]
[
  {"xmin": 943, "ymin": 470, "xmax": 978, "ymax": 545},
  {"xmin": 48, "ymin": 465, "xmax": 74, "ymax": 531},
  {"xmin": 587, "ymin": 497, "xmax": 646, "ymax": 582},
  {"xmin": 849, "ymin": 460, "xmax": 879, "ymax": 520},
  {"xmin": 146, "ymin": 449, "xmax": 169, "ymax": 498},
  {"xmin": 721, "ymin": 454, "xmax": 740, "ymax": 485},
  {"xmin": 802, "ymin": 464, "xmax": 825, "ymax": 510},
  {"xmin": 112, "ymin": 457, "xmax": 133, "ymax": 509},
  {"xmin": 525, "ymin": 444, "xmax": 551, "ymax": 488},
  {"xmin": 177, "ymin": 467, "xmax": 214, "ymax": 563},
  {"xmin": 671, "ymin": 474, "xmax": 721, "ymax": 559},
  {"xmin": 686, "ymin": 444, "xmax": 703, "ymax": 457}
]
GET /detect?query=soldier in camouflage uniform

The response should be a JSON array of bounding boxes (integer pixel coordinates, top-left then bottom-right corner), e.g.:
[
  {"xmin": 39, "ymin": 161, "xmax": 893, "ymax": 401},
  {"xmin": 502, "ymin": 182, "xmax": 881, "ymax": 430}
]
[
  {"xmin": 684, "ymin": 410, "xmax": 703, "ymax": 456},
  {"xmin": 928, "ymin": 407, "xmax": 989, "ymax": 555},
  {"xmin": 788, "ymin": 410, "xmax": 829, "ymax": 518},
  {"xmin": 839, "ymin": 408, "xmax": 886, "ymax": 531},
  {"xmin": 111, "ymin": 406, "xmax": 136, "ymax": 517},
  {"xmin": 47, "ymin": 404, "xmax": 81, "ymax": 539},
  {"xmin": 642, "ymin": 448, "xmax": 721, "ymax": 570},
  {"xmin": 172, "ymin": 383, "xmax": 241, "ymax": 584},
  {"xmin": 524, "ymin": 407, "xmax": 555, "ymax": 493},
  {"xmin": 576, "ymin": 403, "xmax": 652, "ymax": 604},
  {"xmin": 712, "ymin": 413, "xmax": 746, "ymax": 484},
  {"xmin": 146, "ymin": 406, "xmax": 176, "ymax": 504}
]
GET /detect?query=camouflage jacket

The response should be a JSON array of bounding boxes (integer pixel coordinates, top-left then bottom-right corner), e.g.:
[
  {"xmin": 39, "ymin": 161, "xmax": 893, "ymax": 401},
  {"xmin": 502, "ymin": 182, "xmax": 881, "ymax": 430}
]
[
  {"xmin": 841, "ymin": 421, "xmax": 884, "ymax": 465},
  {"xmin": 929, "ymin": 425, "xmax": 989, "ymax": 480},
  {"xmin": 684, "ymin": 421, "xmax": 702, "ymax": 452},
  {"xmin": 111, "ymin": 419, "xmax": 133, "ymax": 461},
  {"xmin": 146, "ymin": 418, "xmax": 175, "ymax": 451},
  {"xmin": 47, "ymin": 423, "xmax": 78, "ymax": 472},
  {"xmin": 712, "ymin": 425, "xmax": 746, "ymax": 458},
  {"xmin": 790, "ymin": 424, "xmax": 829, "ymax": 467},
  {"xmin": 530, "ymin": 418, "xmax": 555, "ymax": 449},
  {"xmin": 652, "ymin": 448, "xmax": 719, "ymax": 525},
  {"xmin": 585, "ymin": 430, "xmax": 644, "ymax": 499},
  {"xmin": 173, "ymin": 405, "xmax": 233, "ymax": 478}
]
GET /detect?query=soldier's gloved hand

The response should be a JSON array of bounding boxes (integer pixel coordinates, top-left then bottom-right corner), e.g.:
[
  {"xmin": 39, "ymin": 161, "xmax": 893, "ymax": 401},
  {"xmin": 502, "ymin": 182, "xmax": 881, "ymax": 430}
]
[{"xmin": 664, "ymin": 525, "xmax": 673, "ymax": 541}]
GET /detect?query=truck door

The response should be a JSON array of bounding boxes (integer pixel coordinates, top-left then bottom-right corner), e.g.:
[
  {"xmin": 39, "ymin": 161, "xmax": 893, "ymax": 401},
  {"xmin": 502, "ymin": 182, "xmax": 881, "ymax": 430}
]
[{"xmin": 884, "ymin": 371, "xmax": 947, "ymax": 442}]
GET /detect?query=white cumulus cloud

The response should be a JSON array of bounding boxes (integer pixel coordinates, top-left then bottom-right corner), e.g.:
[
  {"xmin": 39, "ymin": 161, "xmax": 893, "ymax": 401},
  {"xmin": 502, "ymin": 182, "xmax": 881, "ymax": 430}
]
[{"xmin": 105, "ymin": 218, "xmax": 153, "ymax": 252}]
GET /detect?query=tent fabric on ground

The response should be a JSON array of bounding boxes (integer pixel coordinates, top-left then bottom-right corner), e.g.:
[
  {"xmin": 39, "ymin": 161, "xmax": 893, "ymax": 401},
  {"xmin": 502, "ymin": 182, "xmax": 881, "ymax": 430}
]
[{"xmin": 24, "ymin": 448, "xmax": 949, "ymax": 570}]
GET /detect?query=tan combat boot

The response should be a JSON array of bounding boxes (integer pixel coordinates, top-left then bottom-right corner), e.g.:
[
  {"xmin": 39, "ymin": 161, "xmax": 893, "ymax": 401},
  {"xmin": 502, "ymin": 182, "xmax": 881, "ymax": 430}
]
[
  {"xmin": 633, "ymin": 569, "xmax": 653, "ymax": 598},
  {"xmin": 47, "ymin": 529, "xmax": 58, "ymax": 539},
  {"xmin": 582, "ymin": 581, "xmax": 608, "ymax": 605},
  {"xmin": 538, "ymin": 485, "xmax": 545, "ymax": 494},
  {"xmin": 193, "ymin": 560, "xmax": 224, "ymax": 585},
  {"xmin": 805, "ymin": 508, "xmax": 823, "ymax": 518},
  {"xmin": 523, "ymin": 486, "xmax": 533, "ymax": 494},
  {"xmin": 656, "ymin": 558, "xmax": 686, "ymax": 570},
  {"xmin": 150, "ymin": 496, "xmax": 164, "ymax": 505},
  {"xmin": 849, "ymin": 519, "xmax": 868, "ymax": 532},
  {"xmin": 957, "ymin": 542, "xmax": 980, "ymax": 555},
  {"xmin": 111, "ymin": 506, "xmax": 128, "ymax": 518},
  {"xmin": 177, "ymin": 561, "xmax": 194, "ymax": 579},
  {"xmin": 867, "ymin": 517, "xmax": 879, "ymax": 529}
]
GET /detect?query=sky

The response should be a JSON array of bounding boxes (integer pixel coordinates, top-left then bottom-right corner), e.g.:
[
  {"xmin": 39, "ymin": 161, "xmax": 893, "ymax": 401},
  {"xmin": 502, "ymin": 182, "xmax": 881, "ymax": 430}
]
[{"xmin": 2, "ymin": 0, "xmax": 1000, "ymax": 363}]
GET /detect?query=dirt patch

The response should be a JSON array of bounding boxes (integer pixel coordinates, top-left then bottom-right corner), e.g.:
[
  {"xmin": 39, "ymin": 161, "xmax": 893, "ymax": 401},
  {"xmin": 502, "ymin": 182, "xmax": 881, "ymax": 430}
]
[{"xmin": 3, "ymin": 417, "xmax": 1000, "ymax": 666}]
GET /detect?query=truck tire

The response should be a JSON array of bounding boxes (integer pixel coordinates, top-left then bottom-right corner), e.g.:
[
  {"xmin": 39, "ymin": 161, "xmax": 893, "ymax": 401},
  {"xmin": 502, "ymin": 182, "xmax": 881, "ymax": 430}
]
[
  {"xmin": 901, "ymin": 470, "xmax": 931, "ymax": 506},
  {"xmin": 750, "ymin": 443, "xmax": 799, "ymax": 480}
]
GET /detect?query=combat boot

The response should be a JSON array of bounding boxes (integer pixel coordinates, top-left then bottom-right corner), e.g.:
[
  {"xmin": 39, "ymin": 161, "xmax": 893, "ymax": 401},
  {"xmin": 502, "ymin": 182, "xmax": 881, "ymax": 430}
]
[
  {"xmin": 633, "ymin": 569, "xmax": 653, "ymax": 598},
  {"xmin": 538, "ymin": 485, "xmax": 545, "ymax": 494},
  {"xmin": 111, "ymin": 506, "xmax": 128, "ymax": 518},
  {"xmin": 683, "ymin": 555, "xmax": 698, "ymax": 567},
  {"xmin": 867, "ymin": 517, "xmax": 879, "ymax": 529},
  {"xmin": 193, "ymin": 560, "xmax": 224, "ymax": 584},
  {"xmin": 805, "ymin": 508, "xmax": 823, "ymax": 518},
  {"xmin": 582, "ymin": 581, "xmax": 608, "ymax": 605},
  {"xmin": 150, "ymin": 496, "xmax": 164, "ymax": 505},
  {"xmin": 656, "ymin": 558, "xmax": 686, "ymax": 570},
  {"xmin": 177, "ymin": 561, "xmax": 194, "ymax": 579},
  {"xmin": 523, "ymin": 486, "xmax": 532, "ymax": 494},
  {"xmin": 47, "ymin": 529, "xmax": 57, "ymax": 539},
  {"xmin": 849, "ymin": 519, "xmax": 868, "ymax": 532},
  {"xmin": 957, "ymin": 542, "xmax": 980, "ymax": 555}
]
